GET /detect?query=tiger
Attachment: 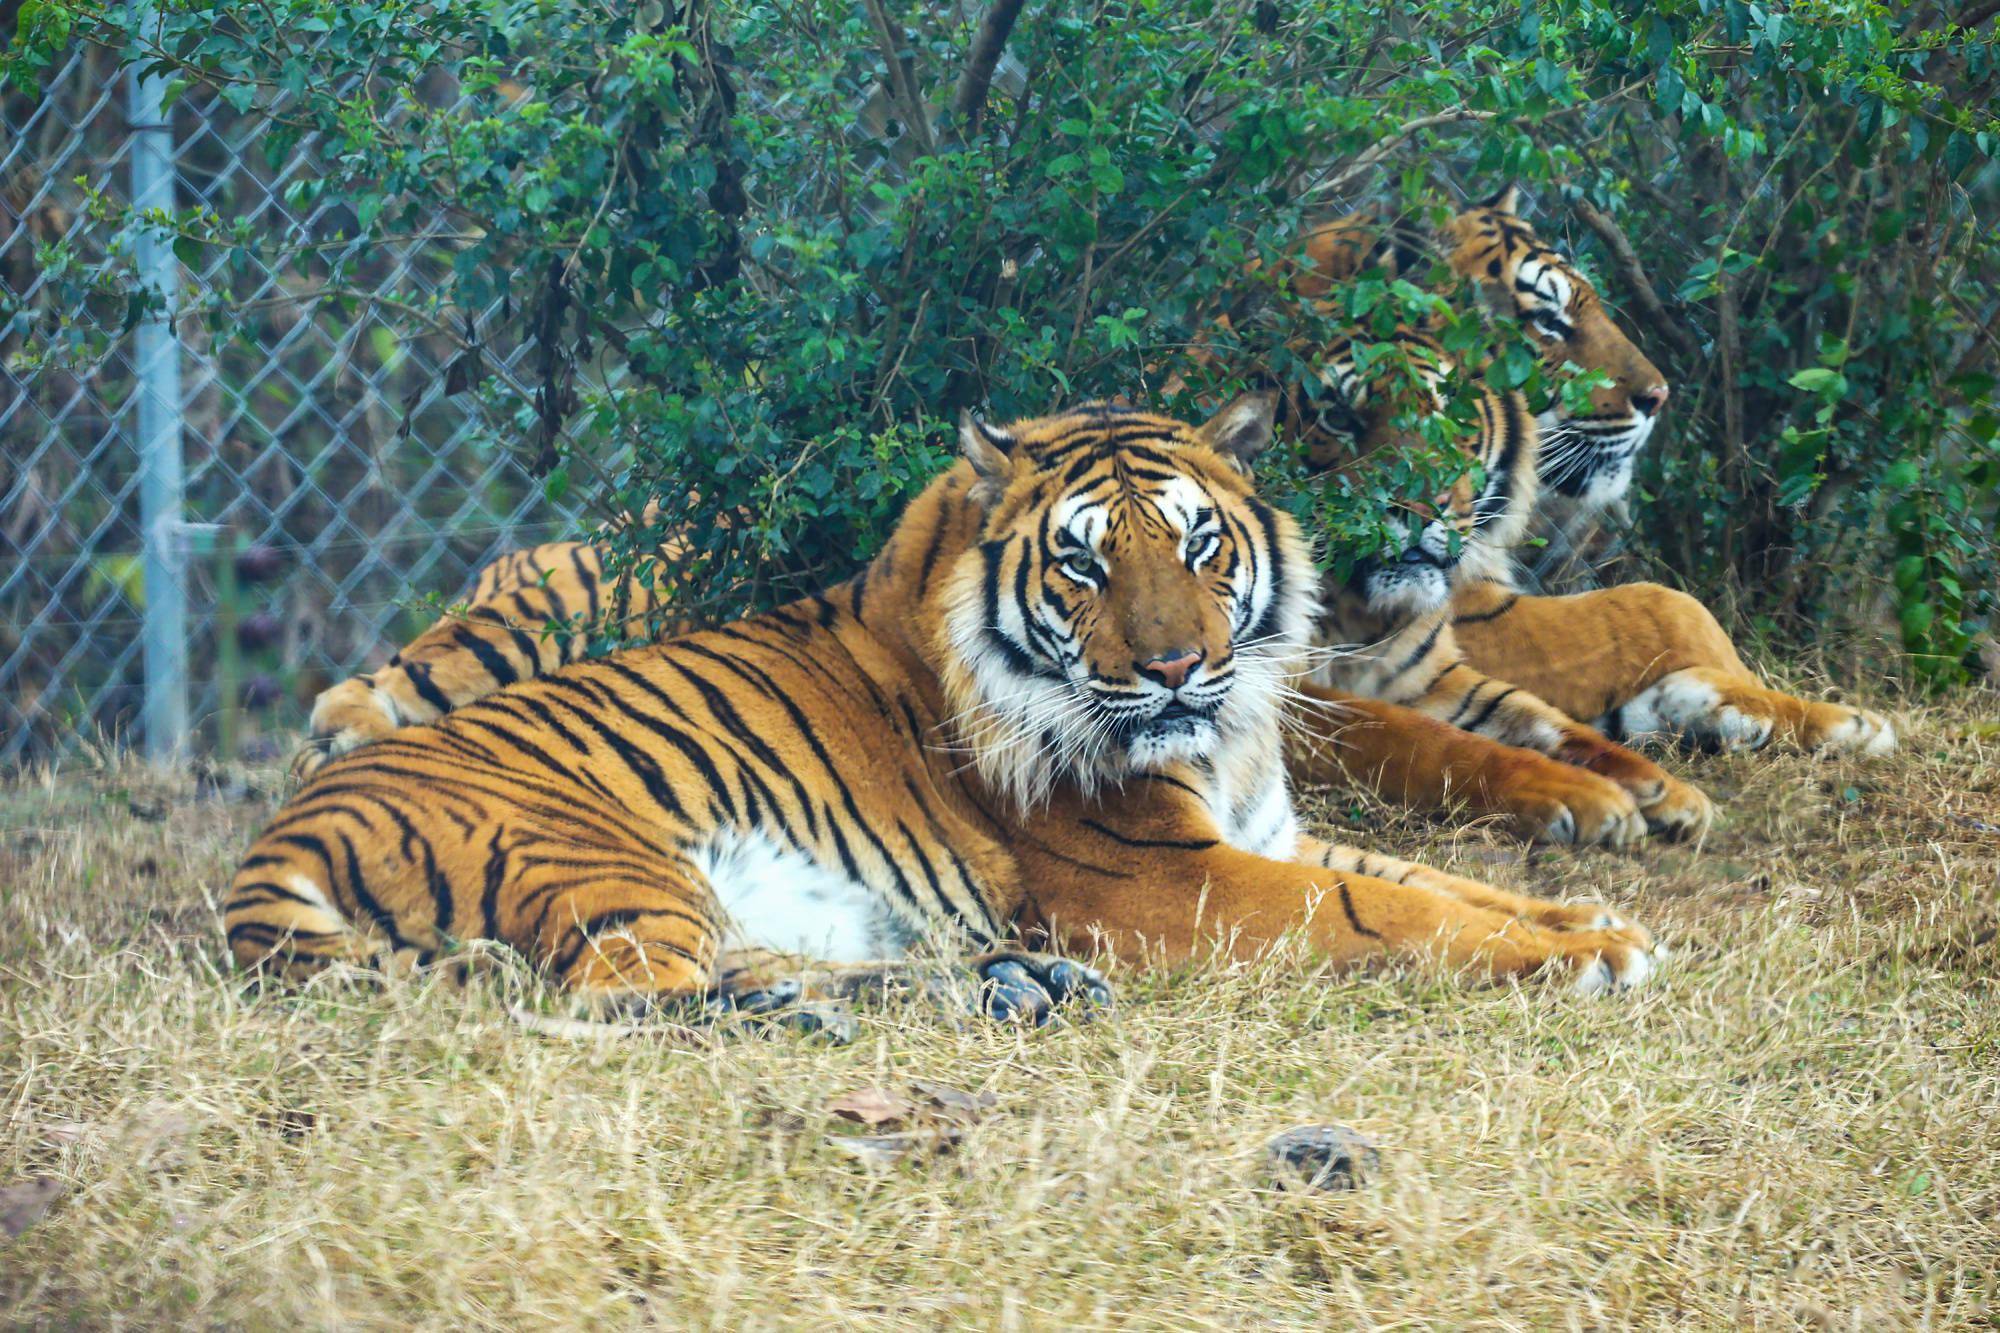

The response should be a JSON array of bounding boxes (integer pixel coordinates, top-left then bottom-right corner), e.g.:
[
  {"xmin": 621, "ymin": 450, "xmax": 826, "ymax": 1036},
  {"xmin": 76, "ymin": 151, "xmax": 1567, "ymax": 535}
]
[
  {"xmin": 1291, "ymin": 188, "xmax": 1896, "ymax": 759},
  {"xmin": 1253, "ymin": 324, "xmax": 1713, "ymax": 848},
  {"xmin": 229, "ymin": 395, "xmax": 1663, "ymax": 1024}
]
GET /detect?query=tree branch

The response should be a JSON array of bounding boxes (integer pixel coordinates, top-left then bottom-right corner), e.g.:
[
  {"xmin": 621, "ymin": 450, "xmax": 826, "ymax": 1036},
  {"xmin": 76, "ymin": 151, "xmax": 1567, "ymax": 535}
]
[
  {"xmin": 951, "ymin": 0, "xmax": 1027, "ymax": 134},
  {"xmin": 1569, "ymin": 193, "xmax": 1700, "ymax": 363},
  {"xmin": 1303, "ymin": 109, "xmax": 1495, "ymax": 199}
]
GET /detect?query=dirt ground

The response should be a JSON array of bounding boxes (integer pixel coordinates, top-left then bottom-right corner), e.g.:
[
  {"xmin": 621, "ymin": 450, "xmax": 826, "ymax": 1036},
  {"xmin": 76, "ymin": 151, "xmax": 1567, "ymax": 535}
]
[{"xmin": 2, "ymin": 672, "xmax": 1996, "ymax": 1327}]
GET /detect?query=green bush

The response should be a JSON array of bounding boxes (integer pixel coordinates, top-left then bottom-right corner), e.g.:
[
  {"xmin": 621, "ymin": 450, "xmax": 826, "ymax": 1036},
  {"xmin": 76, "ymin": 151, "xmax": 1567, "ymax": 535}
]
[{"xmin": 7, "ymin": 0, "xmax": 1998, "ymax": 679}]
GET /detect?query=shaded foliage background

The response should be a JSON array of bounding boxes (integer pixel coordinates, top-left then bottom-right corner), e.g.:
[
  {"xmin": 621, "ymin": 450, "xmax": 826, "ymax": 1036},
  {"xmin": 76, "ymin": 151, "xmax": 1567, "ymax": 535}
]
[{"xmin": 7, "ymin": 0, "xmax": 1998, "ymax": 684}]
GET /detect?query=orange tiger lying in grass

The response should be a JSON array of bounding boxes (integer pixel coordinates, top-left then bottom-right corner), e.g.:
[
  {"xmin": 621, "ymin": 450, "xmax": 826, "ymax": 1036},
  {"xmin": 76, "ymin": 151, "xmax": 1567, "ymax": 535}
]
[
  {"xmin": 231, "ymin": 396, "xmax": 1661, "ymax": 1024},
  {"xmin": 1253, "ymin": 325, "xmax": 1711, "ymax": 848},
  {"xmin": 1289, "ymin": 188, "xmax": 1894, "ymax": 760}
]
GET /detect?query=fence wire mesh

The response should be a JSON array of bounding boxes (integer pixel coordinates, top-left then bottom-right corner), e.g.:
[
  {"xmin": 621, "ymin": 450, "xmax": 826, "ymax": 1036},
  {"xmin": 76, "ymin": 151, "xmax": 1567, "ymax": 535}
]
[
  {"xmin": 2, "ymin": 51, "xmax": 588, "ymax": 764},
  {"xmin": 3, "ymin": 49, "xmax": 1622, "ymax": 767}
]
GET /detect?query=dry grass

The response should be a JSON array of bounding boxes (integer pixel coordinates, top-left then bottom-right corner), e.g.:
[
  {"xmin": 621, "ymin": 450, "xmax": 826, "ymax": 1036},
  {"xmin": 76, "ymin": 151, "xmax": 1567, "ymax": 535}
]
[{"xmin": 3, "ymin": 680, "xmax": 1998, "ymax": 1328}]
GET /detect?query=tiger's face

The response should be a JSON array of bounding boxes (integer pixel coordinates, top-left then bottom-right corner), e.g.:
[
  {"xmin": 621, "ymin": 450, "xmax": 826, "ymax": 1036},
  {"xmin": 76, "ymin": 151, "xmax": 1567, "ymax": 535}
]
[
  {"xmin": 1442, "ymin": 188, "xmax": 1670, "ymax": 508},
  {"xmin": 938, "ymin": 394, "xmax": 1316, "ymax": 808},
  {"xmin": 1285, "ymin": 332, "xmax": 1539, "ymax": 635}
]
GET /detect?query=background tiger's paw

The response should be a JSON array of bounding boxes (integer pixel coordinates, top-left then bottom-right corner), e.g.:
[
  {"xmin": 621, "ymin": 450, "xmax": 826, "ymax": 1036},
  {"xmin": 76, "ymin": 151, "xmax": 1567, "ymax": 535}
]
[
  {"xmin": 305, "ymin": 675, "xmax": 400, "ymax": 757},
  {"xmin": 970, "ymin": 952, "xmax": 1114, "ymax": 1026},
  {"xmin": 1800, "ymin": 703, "xmax": 1897, "ymax": 757},
  {"xmin": 1637, "ymin": 775, "xmax": 1714, "ymax": 840}
]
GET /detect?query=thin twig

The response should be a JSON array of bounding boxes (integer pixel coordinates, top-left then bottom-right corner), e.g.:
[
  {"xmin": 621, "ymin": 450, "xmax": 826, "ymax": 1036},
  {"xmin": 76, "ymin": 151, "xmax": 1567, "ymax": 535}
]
[{"xmin": 861, "ymin": 0, "xmax": 936, "ymax": 154}]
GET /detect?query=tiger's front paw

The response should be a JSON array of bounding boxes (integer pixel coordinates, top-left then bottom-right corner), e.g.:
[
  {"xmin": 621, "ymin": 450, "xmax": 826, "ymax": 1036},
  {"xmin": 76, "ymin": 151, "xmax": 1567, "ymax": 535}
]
[
  {"xmin": 1554, "ymin": 730, "xmax": 1711, "ymax": 842},
  {"xmin": 1552, "ymin": 919, "xmax": 1663, "ymax": 994},
  {"xmin": 1490, "ymin": 761, "xmax": 1648, "ymax": 849},
  {"xmin": 968, "ymin": 951, "xmax": 1115, "ymax": 1026},
  {"xmin": 1799, "ymin": 702, "xmax": 1897, "ymax": 756},
  {"xmin": 290, "ymin": 675, "xmax": 400, "ymax": 782},
  {"xmin": 1635, "ymin": 773, "xmax": 1714, "ymax": 840}
]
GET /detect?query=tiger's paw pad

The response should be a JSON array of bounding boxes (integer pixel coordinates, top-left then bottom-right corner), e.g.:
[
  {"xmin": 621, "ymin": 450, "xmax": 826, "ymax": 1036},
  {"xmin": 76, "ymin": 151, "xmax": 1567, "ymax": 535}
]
[{"xmin": 973, "ymin": 953, "xmax": 1114, "ymax": 1027}]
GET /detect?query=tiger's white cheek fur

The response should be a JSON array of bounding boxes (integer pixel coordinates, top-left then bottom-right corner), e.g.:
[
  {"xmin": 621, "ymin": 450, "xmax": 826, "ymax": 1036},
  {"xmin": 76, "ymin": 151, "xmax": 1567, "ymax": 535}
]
[{"xmin": 1536, "ymin": 403, "xmax": 1654, "ymax": 510}]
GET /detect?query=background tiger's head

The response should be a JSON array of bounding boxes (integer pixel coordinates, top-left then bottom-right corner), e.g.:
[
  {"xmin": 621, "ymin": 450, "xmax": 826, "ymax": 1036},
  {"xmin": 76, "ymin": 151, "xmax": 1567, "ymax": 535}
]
[
  {"xmin": 1442, "ymin": 187, "xmax": 1670, "ymax": 508},
  {"xmin": 935, "ymin": 395, "xmax": 1316, "ymax": 808},
  {"xmin": 1284, "ymin": 330, "xmax": 1540, "ymax": 638}
]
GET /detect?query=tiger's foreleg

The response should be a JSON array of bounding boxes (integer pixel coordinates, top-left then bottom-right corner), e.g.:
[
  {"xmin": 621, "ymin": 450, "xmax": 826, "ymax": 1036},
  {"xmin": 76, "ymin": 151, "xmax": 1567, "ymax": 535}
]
[
  {"xmin": 1451, "ymin": 582, "xmax": 1895, "ymax": 756},
  {"xmin": 1601, "ymin": 666, "xmax": 1897, "ymax": 757},
  {"xmin": 1293, "ymin": 836, "xmax": 1646, "ymax": 939},
  {"xmin": 1286, "ymin": 684, "xmax": 1649, "ymax": 847},
  {"xmin": 1035, "ymin": 845, "xmax": 1661, "ymax": 993}
]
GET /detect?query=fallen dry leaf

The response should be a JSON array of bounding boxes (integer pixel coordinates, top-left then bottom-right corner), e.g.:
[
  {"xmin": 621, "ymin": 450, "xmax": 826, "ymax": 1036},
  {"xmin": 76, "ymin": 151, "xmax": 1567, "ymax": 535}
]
[
  {"xmin": 824, "ymin": 1128, "xmax": 963, "ymax": 1168},
  {"xmin": 0, "ymin": 1177, "xmax": 66, "ymax": 1240},
  {"xmin": 909, "ymin": 1080, "xmax": 997, "ymax": 1123},
  {"xmin": 39, "ymin": 1121, "xmax": 91, "ymax": 1147},
  {"xmin": 825, "ymin": 1087, "xmax": 916, "ymax": 1128}
]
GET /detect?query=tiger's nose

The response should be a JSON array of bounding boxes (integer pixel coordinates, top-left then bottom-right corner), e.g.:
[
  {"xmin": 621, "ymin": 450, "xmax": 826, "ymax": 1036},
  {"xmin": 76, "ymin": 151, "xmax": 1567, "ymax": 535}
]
[
  {"xmin": 1630, "ymin": 383, "xmax": 1670, "ymax": 417},
  {"xmin": 1138, "ymin": 650, "xmax": 1203, "ymax": 691}
]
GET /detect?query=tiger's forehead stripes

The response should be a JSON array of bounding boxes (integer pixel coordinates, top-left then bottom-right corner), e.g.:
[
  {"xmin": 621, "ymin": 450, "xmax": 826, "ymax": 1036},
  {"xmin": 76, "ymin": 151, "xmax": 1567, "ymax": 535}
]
[
  {"xmin": 986, "ymin": 406, "xmax": 1240, "ymax": 534},
  {"xmin": 1512, "ymin": 257, "xmax": 1575, "ymax": 311},
  {"xmin": 1047, "ymin": 472, "xmax": 1215, "ymax": 557},
  {"xmin": 1462, "ymin": 209, "xmax": 1602, "ymax": 316}
]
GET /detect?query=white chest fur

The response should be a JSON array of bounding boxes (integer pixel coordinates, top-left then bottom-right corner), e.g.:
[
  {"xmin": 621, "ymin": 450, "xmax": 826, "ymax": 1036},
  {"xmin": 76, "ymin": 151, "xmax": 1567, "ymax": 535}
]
[
  {"xmin": 1197, "ymin": 728, "xmax": 1302, "ymax": 859},
  {"xmin": 698, "ymin": 827, "xmax": 916, "ymax": 963}
]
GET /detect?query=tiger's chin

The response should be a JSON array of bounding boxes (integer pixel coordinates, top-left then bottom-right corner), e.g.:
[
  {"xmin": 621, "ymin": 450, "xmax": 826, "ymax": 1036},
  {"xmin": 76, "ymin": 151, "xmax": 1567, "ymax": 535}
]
[
  {"xmin": 1120, "ymin": 710, "xmax": 1221, "ymax": 772},
  {"xmin": 1353, "ymin": 565, "xmax": 1451, "ymax": 622}
]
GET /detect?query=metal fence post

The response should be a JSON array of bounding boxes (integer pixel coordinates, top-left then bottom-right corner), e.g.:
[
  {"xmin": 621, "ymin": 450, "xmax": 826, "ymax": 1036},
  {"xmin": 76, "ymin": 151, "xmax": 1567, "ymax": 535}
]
[{"xmin": 129, "ymin": 29, "xmax": 187, "ymax": 762}]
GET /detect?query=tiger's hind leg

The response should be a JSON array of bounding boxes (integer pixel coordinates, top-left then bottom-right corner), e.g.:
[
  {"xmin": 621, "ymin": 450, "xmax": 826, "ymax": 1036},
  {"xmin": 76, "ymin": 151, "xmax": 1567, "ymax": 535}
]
[
  {"xmin": 1602, "ymin": 666, "xmax": 1897, "ymax": 757},
  {"xmin": 227, "ymin": 791, "xmax": 739, "ymax": 1013}
]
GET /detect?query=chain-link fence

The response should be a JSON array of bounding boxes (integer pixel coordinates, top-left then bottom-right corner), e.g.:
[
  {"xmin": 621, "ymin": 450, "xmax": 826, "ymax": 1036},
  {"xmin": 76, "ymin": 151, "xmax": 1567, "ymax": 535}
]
[{"xmin": 2, "ymin": 49, "xmax": 588, "ymax": 765}]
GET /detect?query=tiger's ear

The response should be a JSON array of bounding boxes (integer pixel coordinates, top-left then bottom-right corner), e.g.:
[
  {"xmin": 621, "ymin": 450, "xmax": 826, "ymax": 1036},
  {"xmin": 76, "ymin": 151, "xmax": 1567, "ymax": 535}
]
[
  {"xmin": 1480, "ymin": 183, "xmax": 1522, "ymax": 216},
  {"xmin": 1196, "ymin": 391, "xmax": 1279, "ymax": 473},
  {"xmin": 959, "ymin": 410, "xmax": 1019, "ymax": 503}
]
